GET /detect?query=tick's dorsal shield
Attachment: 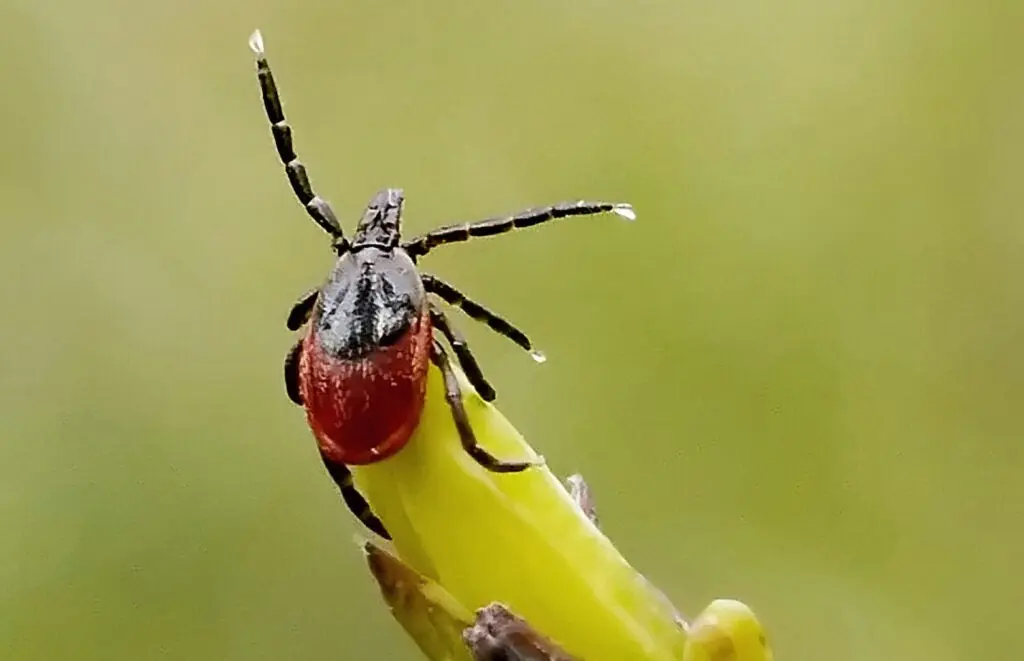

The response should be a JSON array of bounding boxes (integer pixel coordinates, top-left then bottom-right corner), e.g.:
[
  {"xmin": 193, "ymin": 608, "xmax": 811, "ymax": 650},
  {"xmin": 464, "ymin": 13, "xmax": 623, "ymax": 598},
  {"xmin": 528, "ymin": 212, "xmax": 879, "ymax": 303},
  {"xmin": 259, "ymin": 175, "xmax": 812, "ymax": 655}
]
[{"xmin": 315, "ymin": 247, "xmax": 424, "ymax": 359}]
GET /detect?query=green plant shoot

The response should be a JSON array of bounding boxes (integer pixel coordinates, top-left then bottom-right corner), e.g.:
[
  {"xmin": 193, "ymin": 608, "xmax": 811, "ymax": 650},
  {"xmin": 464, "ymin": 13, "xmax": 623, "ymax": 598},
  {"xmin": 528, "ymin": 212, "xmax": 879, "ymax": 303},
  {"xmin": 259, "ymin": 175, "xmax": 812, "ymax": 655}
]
[
  {"xmin": 683, "ymin": 600, "xmax": 774, "ymax": 661},
  {"xmin": 363, "ymin": 527, "xmax": 775, "ymax": 661},
  {"xmin": 351, "ymin": 366, "xmax": 687, "ymax": 659}
]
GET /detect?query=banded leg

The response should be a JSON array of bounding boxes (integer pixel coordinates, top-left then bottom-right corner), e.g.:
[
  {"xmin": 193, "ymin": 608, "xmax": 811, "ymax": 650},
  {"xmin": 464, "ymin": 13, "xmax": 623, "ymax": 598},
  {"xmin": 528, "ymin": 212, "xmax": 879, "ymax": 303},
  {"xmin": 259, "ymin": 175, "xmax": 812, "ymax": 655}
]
[
  {"xmin": 403, "ymin": 200, "xmax": 636, "ymax": 258},
  {"xmin": 429, "ymin": 303, "xmax": 495, "ymax": 402},
  {"xmin": 422, "ymin": 274, "xmax": 542, "ymax": 360},
  {"xmin": 431, "ymin": 340, "xmax": 541, "ymax": 473},
  {"xmin": 284, "ymin": 339, "xmax": 303, "ymax": 405},
  {"xmin": 320, "ymin": 454, "xmax": 391, "ymax": 540},
  {"xmin": 248, "ymin": 30, "xmax": 348, "ymax": 248},
  {"xmin": 566, "ymin": 473, "xmax": 599, "ymax": 526},
  {"xmin": 287, "ymin": 287, "xmax": 318, "ymax": 331}
]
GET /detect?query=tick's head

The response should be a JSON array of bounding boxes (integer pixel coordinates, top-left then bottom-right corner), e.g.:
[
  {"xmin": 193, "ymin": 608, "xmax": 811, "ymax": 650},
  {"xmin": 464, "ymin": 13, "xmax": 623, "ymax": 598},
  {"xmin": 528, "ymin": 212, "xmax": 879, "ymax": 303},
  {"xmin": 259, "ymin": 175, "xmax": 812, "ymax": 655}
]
[
  {"xmin": 314, "ymin": 242, "xmax": 426, "ymax": 360},
  {"xmin": 351, "ymin": 188, "xmax": 405, "ymax": 250}
]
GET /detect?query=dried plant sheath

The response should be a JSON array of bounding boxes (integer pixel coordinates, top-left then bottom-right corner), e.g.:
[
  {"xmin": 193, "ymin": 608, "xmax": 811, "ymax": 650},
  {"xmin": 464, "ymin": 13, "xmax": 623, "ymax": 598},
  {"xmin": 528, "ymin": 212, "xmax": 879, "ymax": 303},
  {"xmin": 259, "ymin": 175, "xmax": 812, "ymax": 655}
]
[
  {"xmin": 351, "ymin": 367, "xmax": 687, "ymax": 660},
  {"xmin": 464, "ymin": 604, "xmax": 578, "ymax": 661},
  {"xmin": 364, "ymin": 541, "xmax": 578, "ymax": 661},
  {"xmin": 363, "ymin": 540, "xmax": 476, "ymax": 661}
]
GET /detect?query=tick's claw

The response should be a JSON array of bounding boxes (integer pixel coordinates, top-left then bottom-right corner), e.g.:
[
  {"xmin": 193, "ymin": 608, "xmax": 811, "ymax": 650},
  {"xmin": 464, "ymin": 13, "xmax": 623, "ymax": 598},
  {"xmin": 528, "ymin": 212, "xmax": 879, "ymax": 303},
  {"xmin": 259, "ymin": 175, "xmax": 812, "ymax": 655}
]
[
  {"xmin": 248, "ymin": 29, "xmax": 265, "ymax": 56},
  {"xmin": 612, "ymin": 203, "xmax": 637, "ymax": 221}
]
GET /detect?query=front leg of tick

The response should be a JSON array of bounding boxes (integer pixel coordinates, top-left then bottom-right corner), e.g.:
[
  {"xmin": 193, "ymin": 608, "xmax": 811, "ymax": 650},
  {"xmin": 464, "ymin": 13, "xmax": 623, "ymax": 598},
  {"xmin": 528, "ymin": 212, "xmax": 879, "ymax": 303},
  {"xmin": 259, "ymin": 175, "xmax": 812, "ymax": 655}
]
[{"xmin": 430, "ymin": 339, "xmax": 542, "ymax": 473}]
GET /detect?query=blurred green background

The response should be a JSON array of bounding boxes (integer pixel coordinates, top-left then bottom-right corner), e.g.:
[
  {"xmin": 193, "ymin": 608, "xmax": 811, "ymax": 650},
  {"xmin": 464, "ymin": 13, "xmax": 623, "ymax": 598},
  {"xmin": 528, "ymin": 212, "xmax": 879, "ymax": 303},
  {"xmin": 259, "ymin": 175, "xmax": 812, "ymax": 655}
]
[{"xmin": 2, "ymin": 1, "xmax": 1022, "ymax": 659}]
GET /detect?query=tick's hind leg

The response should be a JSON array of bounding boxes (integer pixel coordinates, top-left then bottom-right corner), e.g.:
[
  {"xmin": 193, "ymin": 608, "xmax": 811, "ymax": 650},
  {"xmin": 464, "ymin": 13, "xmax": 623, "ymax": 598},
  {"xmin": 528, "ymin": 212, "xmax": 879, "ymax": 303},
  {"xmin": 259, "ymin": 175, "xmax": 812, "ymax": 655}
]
[
  {"xmin": 284, "ymin": 339, "xmax": 303, "ymax": 405},
  {"xmin": 320, "ymin": 455, "xmax": 391, "ymax": 540},
  {"xmin": 430, "ymin": 340, "xmax": 541, "ymax": 474},
  {"xmin": 429, "ymin": 303, "xmax": 495, "ymax": 402}
]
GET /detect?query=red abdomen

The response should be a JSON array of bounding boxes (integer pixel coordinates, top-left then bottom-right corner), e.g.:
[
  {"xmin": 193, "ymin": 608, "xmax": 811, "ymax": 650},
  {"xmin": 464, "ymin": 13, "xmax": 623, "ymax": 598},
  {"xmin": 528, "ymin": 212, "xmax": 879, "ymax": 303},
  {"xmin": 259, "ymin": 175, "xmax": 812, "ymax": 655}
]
[{"xmin": 299, "ymin": 309, "xmax": 433, "ymax": 465}]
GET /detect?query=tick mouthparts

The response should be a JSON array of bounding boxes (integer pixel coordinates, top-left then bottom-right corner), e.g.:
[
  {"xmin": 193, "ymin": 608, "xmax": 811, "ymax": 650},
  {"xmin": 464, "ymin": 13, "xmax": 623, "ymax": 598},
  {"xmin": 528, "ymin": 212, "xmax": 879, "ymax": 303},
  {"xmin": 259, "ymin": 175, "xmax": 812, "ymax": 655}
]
[
  {"xmin": 612, "ymin": 204, "xmax": 637, "ymax": 221},
  {"xmin": 248, "ymin": 29, "xmax": 265, "ymax": 56}
]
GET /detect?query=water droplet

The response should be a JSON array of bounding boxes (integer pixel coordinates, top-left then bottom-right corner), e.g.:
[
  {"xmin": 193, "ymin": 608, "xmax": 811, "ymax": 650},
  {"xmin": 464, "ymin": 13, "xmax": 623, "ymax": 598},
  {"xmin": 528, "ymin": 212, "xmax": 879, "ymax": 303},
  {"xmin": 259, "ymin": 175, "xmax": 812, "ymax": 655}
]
[
  {"xmin": 529, "ymin": 349, "xmax": 547, "ymax": 363},
  {"xmin": 612, "ymin": 204, "xmax": 637, "ymax": 221},
  {"xmin": 248, "ymin": 29, "xmax": 265, "ymax": 56}
]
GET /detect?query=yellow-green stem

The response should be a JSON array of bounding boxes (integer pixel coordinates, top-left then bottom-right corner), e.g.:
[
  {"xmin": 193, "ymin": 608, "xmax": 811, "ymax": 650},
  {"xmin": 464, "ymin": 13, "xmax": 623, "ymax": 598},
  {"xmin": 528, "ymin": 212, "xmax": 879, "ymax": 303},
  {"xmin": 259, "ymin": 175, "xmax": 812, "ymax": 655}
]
[{"xmin": 351, "ymin": 366, "xmax": 688, "ymax": 660}]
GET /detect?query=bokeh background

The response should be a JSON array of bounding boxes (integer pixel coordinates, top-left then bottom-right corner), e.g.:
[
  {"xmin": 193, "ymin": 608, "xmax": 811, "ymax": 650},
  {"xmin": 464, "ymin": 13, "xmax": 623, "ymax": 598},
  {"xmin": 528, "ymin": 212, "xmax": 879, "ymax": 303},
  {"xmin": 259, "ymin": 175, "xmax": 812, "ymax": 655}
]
[{"xmin": 2, "ymin": 1, "xmax": 1022, "ymax": 659}]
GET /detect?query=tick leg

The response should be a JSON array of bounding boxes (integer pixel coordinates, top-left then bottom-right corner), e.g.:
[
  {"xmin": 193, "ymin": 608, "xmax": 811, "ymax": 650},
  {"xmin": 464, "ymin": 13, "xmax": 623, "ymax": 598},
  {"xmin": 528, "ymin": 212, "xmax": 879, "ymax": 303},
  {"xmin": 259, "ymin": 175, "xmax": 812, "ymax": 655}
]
[
  {"xmin": 320, "ymin": 454, "xmax": 391, "ymax": 540},
  {"xmin": 402, "ymin": 200, "xmax": 635, "ymax": 258},
  {"xmin": 248, "ymin": 31, "xmax": 348, "ymax": 250},
  {"xmin": 565, "ymin": 473, "xmax": 599, "ymax": 527},
  {"xmin": 287, "ymin": 287, "xmax": 318, "ymax": 331},
  {"xmin": 430, "ymin": 340, "xmax": 540, "ymax": 473},
  {"xmin": 284, "ymin": 339, "xmax": 303, "ymax": 405},
  {"xmin": 422, "ymin": 274, "xmax": 543, "ymax": 361},
  {"xmin": 429, "ymin": 303, "xmax": 496, "ymax": 402}
]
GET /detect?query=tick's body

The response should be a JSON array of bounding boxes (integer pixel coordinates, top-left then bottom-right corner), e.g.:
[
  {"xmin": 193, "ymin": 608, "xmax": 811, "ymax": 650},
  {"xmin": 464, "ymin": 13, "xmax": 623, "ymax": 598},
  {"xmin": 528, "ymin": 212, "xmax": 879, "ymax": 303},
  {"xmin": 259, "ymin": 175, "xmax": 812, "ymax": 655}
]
[
  {"xmin": 249, "ymin": 30, "xmax": 635, "ymax": 539},
  {"xmin": 298, "ymin": 202, "xmax": 432, "ymax": 467}
]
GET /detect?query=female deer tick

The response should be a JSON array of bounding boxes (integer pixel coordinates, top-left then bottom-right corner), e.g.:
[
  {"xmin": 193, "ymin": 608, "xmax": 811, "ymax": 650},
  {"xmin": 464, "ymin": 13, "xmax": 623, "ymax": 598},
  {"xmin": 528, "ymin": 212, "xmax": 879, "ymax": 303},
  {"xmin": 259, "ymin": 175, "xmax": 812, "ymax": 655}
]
[{"xmin": 249, "ymin": 30, "xmax": 635, "ymax": 539}]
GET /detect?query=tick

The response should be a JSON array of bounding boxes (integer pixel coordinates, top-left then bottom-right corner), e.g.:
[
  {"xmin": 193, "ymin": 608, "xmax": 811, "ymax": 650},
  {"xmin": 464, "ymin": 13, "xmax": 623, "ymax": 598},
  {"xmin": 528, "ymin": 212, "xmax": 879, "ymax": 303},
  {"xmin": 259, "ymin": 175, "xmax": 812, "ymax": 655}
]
[{"xmin": 249, "ymin": 30, "xmax": 635, "ymax": 539}]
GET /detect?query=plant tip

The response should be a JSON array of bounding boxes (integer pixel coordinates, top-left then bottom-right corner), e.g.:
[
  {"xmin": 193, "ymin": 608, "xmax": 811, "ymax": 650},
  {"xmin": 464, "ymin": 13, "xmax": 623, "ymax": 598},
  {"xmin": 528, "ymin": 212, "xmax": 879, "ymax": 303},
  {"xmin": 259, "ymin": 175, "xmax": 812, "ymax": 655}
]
[
  {"xmin": 248, "ymin": 29, "xmax": 265, "ymax": 56},
  {"xmin": 612, "ymin": 204, "xmax": 637, "ymax": 221}
]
